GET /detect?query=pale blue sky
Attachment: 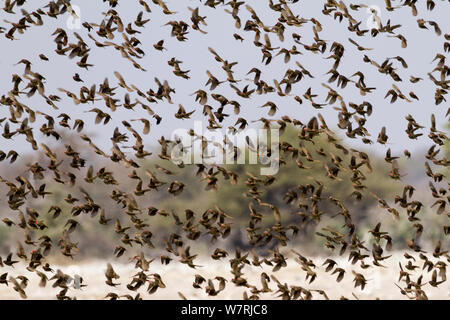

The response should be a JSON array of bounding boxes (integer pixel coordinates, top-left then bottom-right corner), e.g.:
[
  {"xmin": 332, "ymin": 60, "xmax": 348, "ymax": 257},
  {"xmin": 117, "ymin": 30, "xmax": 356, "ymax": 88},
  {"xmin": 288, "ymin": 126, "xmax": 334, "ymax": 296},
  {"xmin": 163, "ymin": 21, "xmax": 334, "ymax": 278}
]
[{"xmin": 0, "ymin": 0, "xmax": 448, "ymax": 157}]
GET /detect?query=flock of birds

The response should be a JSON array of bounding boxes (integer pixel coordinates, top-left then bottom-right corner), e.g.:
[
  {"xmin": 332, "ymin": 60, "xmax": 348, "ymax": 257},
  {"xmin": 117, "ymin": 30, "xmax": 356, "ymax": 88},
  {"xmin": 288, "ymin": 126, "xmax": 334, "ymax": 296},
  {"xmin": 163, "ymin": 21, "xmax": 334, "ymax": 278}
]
[{"xmin": 0, "ymin": 0, "xmax": 448, "ymax": 300}]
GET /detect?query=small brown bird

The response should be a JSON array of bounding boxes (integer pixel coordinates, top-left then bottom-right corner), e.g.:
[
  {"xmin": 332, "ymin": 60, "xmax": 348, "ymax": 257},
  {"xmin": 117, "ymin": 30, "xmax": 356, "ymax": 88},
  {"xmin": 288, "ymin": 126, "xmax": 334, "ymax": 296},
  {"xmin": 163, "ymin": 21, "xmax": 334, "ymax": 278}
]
[{"xmin": 105, "ymin": 263, "xmax": 120, "ymax": 287}]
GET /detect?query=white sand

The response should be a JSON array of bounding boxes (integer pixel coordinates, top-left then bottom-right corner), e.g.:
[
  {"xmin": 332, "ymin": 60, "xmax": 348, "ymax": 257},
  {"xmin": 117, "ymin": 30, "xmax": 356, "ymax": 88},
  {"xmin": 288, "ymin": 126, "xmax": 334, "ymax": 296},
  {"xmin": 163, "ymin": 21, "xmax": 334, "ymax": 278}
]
[{"xmin": 0, "ymin": 252, "xmax": 449, "ymax": 300}]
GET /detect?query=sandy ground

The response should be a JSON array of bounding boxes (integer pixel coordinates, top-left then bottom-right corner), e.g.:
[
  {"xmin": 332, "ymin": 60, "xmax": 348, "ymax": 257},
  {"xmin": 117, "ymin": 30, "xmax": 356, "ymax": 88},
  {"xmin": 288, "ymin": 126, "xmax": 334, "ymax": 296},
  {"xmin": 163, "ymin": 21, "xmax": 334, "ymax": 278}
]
[{"xmin": 0, "ymin": 252, "xmax": 449, "ymax": 300}]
